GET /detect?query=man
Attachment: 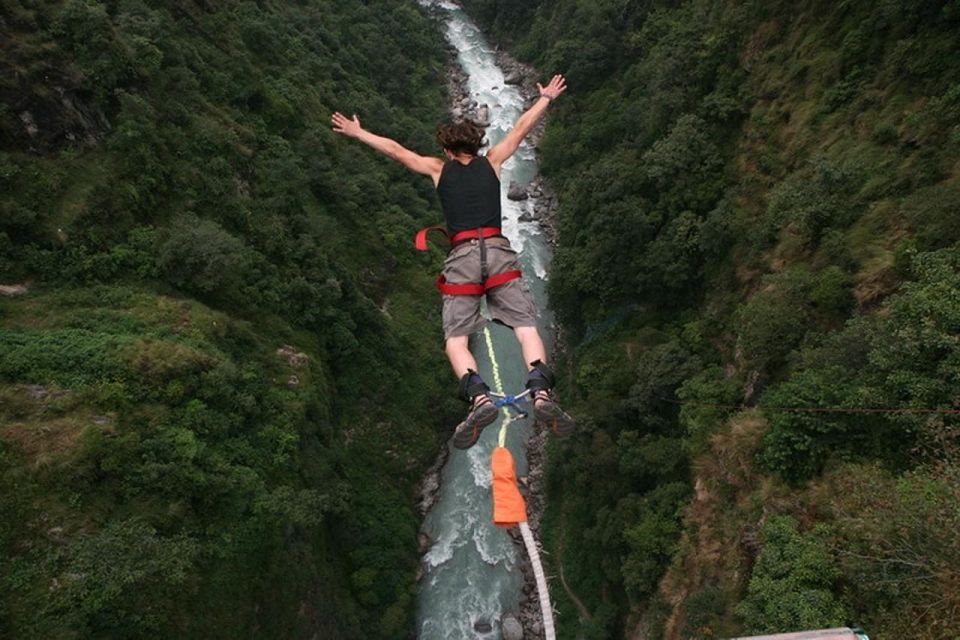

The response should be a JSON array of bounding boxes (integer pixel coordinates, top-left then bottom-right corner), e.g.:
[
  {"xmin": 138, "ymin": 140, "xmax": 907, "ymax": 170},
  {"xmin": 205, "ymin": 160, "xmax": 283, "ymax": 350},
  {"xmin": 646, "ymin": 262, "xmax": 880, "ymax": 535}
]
[{"xmin": 331, "ymin": 74, "xmax": 574, "ymax": 448}]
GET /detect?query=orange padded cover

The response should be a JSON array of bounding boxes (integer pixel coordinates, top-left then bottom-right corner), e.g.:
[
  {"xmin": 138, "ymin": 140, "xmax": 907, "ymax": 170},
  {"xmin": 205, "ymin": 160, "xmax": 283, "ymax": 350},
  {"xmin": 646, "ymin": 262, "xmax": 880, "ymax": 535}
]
[{"xmin": 491, "ymin": 447, "xmax": 527, "ymax": 527}]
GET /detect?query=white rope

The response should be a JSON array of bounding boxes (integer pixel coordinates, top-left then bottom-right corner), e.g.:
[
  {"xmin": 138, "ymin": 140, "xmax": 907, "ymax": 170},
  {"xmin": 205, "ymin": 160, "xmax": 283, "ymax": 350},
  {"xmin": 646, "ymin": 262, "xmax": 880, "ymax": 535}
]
[{"xmin": 519, "ymin": 521, "xmax": 556, "ymax": 640}]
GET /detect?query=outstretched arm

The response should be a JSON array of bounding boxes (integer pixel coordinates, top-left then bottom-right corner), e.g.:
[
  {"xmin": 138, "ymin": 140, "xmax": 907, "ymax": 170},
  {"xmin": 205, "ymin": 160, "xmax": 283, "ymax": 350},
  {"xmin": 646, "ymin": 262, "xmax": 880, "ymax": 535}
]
[
  {"xmin": 331, "ymin": 112, "xmax": 443, "ymax": 182},
  {"xmin": 487, "ymin": 74, "xmax": 567, "ymax": 173}
]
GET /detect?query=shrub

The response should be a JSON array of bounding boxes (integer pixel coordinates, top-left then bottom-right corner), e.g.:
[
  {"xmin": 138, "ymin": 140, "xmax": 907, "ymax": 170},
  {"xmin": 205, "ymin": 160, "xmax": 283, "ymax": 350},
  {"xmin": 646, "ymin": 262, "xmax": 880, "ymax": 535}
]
[
  {"xmin": 831, "ymin": 462, "xmax": 960, "ymax": 639},
  {"xmin": 44, "ymin": 518, "xmax": 198, "ymax": 635},
  {"xmin": 678, "ymin": 366, "xmax": 743, "ymax": 455},
  {"xmin": 737, "ymin": 515, "xmax": 847, "ymax": 634},
  {"xmin": 682, "ymin": 586, "xmax": 729, "ymax": 639},
  {"xmin": 757, "ymin": 367, "xmax": 863, "ymax": 482},
  {"xmin": 736, "ymin": 270, "xmax": 813, "ymax": 372},
  {"xmin": 759, "ymin": 248, "xmax": 960, "ymax": 482},
  {"xmin": 642, "ymin": 114, "xmax": 725, "ymax": 212},
  {"xmin": 901, "ymin": 181, "xmax": 960, "ymax": 251},
  {"xmin": 157, "ymin": 216, "xmax": 252, "ymax": 298},
  {"xmin": 809, "ymin": 265, "xmax": 852, "ymax": 317},
  {"xmin": 621, "ymin": 482, "xmax": 690, "ymax": 599},
  {"xmin": 122, "ymin": 339, "xmax": 219, "ymax": 384},
  {"xmin": 0, "ymin": 328, "xmax": 130, "ymax": 386},
  {"xmin": 759, "ymin": 160, "xmax": 858, "ymax": 248}
]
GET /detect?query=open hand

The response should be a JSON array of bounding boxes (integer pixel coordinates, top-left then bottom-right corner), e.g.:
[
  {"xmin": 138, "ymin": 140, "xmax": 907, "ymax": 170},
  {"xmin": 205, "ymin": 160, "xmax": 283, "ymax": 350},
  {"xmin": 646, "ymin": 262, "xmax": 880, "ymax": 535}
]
[
  {"xmin": 331, "ymin": 112, "xmax": 363, "ymax": 137},
  {"xmin": 537, "ymin": 74, "xmax": 567, "ymax": 100}
]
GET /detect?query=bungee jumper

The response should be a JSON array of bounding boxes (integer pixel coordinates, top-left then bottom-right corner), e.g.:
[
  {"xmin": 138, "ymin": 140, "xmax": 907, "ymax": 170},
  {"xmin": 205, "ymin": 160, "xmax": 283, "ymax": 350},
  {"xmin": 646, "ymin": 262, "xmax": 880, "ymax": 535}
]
[{"xmin": 332, "ymin": 74, "xmax": 575, "ymax": 449}]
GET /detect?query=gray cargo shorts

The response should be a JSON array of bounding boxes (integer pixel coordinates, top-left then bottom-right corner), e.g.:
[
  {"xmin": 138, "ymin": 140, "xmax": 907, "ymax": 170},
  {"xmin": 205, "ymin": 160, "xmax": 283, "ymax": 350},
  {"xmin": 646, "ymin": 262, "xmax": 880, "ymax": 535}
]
[{"xmin": 441, "ymin": 237, "xmax": 538, "ymax": 338}]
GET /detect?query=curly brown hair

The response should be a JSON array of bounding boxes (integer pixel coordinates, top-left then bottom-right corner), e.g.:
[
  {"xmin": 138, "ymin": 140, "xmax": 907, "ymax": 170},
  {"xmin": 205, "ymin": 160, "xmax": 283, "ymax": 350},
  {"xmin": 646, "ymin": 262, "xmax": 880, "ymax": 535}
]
[{"xmin": 436, "ymin": 120, "xmax": 487, "ymax": 155}]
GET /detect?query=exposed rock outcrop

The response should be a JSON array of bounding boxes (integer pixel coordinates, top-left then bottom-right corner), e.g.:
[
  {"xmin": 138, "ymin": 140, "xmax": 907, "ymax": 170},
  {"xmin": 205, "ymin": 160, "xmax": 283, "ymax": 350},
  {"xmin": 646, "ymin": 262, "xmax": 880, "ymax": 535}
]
[
  {"xmin": 0, "ymin": 283, "xmax": 29, "ymax": 296},
  {"xmin": 417, "ymin": 444, "xmax": 450, "ymax": 516},
  {"xmin": 276, "ymin": 345, "xmax": 309, "ymax": 368}
]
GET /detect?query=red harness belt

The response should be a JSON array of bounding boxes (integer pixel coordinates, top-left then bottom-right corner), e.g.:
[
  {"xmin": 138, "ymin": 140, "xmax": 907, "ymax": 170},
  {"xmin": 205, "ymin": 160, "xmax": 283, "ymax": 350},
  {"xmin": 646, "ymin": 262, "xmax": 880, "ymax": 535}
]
[{"xmin": 414, "ymin": 226, "xmax": 523, "ymax": 296}]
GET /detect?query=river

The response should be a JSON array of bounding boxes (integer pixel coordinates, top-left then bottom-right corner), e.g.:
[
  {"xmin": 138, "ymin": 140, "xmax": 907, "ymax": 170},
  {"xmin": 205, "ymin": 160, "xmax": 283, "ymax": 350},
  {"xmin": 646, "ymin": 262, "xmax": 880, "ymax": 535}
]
[{"xmin": 415, "ymin": 2, "xmax": 557, "ymax": 639}]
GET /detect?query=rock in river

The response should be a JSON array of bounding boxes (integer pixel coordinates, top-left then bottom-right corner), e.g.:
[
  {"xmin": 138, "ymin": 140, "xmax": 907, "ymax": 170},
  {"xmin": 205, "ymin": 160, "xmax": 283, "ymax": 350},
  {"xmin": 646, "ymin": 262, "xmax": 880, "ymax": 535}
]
[
  {"xmin": 501, "ymin": 612, "xmax": 524, "ymax": 639},
  {"xmin": 474, "ymin": 619, "xmax": 493, "ymax": 633},
  {"xmin": 507, "ymin": 180, "xmax": 529, "ymax": 201},
  {"xmin": 475, "ymin": 104, "xmax": 490, "ymax": 127}
]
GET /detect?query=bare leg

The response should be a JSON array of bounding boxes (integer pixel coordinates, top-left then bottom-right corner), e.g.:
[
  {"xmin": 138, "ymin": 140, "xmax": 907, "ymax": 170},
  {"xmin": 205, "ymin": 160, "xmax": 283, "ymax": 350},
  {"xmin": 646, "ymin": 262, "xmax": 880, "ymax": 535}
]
[
  {"xmin": 513, "ymin": 325, "xmax": 551, "ymax": 409},
  {"xmin": 445, "ymin": 335, "xmax": 479, "ymax": 379},
  {"xmin": 513, "ymin": 326, "xmax": 547, "ymax": 370}
]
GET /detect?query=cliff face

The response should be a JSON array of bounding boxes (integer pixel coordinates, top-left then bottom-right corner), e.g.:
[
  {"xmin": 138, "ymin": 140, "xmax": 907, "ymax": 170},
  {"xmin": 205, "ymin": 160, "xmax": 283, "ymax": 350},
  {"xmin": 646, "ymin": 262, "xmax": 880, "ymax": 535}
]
[
  {"xmin": 0, "ymin": 2, "xmax": 457, "ymax": 638},
  {"xmin": 462, "ymin": 1, "xmax": 960, "ymax": 638}
]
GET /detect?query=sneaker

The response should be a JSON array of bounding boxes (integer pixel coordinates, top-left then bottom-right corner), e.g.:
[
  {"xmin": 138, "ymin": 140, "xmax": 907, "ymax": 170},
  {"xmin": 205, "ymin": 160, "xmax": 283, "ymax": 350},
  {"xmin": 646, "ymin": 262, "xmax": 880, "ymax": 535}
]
[
  {"xmin": 452, "ymin": 395, "xmax": 498, "ymax": 449},
  {"xmin": 533, "ymin": 390, "xmax": 575, "ymax": 437}
]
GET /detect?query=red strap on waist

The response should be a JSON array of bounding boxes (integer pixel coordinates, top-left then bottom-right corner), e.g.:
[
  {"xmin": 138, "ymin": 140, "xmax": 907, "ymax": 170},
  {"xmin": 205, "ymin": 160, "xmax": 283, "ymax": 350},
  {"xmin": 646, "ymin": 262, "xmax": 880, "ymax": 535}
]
[
  {"xmin": 436, "ymin": 270, "xmax": 523, "ymax": 296},
  {"xmin": 449, "ymin": 227, "xmax": 504, "ymax": 244},
  {"xmin": 414, "ymin": 226, "xmax": 503, "ymax": 251},
  {"xmin": 415, "ymin": 225, "xmax": 448, "ymax": 251}
]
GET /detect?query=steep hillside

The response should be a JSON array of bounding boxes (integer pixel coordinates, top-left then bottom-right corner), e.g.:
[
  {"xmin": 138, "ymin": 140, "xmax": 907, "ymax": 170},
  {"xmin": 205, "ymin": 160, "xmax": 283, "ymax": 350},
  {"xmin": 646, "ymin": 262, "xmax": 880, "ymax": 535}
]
[
  {"xmin": 462, "ymin": 1, "xmax": 960, "ymax": 638},
  {"xmin": 0, "ymin": 1, "xmax": 457, "ymax": 637}
]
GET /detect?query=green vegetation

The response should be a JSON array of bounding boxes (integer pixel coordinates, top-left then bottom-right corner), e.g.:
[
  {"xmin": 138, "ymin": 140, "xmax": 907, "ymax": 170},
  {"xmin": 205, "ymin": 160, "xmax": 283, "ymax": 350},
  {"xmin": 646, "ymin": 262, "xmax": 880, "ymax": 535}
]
[
  {"xmin": 1, "ymin": 1, "xmax": 457, "ymax": 637},
  {"xmin": 736, "ymin": 516, "xmax": 847, "ymax": 634},
  {"xmin": 464, "ymin": 0, "xmax": 960, "ymax": 637},
  {"xmin": 4, "ymin": 0, "xmax": 960, "ymax": 636}
]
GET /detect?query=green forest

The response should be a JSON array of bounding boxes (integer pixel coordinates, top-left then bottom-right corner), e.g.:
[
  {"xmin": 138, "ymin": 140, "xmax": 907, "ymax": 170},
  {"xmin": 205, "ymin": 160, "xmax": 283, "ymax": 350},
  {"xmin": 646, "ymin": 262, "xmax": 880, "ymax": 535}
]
[
  {"xmin": 2, "ymin": 0, "xmax": 959, "ymax": 638},
  {"xmin": 463, "ymin": 0, "xmax": 960, "ymax": 638},
  {"xmin": 1, "ymin": 0, "xmax": 460, "ymax": 637}
]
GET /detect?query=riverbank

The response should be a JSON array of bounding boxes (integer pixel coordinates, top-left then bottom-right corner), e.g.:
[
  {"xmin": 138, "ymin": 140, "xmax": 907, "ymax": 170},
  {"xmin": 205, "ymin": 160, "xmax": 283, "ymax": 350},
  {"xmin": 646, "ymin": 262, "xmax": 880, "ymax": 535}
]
[{"xmin": 491, "ymin": 50, "xmax": 561, "ymax": 248}]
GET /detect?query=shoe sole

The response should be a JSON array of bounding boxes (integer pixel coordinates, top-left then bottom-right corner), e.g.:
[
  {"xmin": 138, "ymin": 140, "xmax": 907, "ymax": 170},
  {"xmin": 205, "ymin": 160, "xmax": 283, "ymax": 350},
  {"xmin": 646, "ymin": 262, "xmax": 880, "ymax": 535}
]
[
  {"xmin": 535, "ymin": 400, "xmax": 576, "ymax": 437},
  {"xmin": 452, "ymin": 402, "xmax": 499, "ymax": 449}
]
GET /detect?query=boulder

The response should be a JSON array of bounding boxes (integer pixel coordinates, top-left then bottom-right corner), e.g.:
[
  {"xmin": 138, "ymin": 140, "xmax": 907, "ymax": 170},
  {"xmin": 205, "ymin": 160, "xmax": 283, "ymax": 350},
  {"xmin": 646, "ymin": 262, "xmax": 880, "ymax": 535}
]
[
  {"xmin": 473, "ymin": 619, "xmax": 493, "ymax": 633},
  {"xmin": 507, "ymin": 181, "xmax": 529, "ymax": 201},
  {"xmin": 501, "ymin": 613, "xmax": 523, "ymax": 640},
  {"xmin": 475, "ymin": 104, "xmax": 490, "ymax": 127},
  {"xmin": 504, "ymin": 69, "xmax": 523, "ymax": 85}
]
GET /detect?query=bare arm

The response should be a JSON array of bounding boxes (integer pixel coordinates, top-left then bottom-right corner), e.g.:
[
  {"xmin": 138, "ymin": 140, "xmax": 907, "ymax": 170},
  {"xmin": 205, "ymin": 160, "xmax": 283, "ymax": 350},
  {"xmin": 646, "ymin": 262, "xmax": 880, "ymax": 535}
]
[
  {"xmin": 331, "ymin": 112, "xmax": 444, "ymax": 184},
  {"xmin": 487, "ymin": 74, "xmax": 567, "ymax": 173}
]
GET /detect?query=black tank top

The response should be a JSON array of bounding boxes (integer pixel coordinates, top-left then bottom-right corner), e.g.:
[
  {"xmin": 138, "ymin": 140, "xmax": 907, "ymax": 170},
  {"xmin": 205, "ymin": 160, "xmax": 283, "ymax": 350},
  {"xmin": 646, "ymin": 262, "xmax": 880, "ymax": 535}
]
[{"xmin": 435, "ymin": 156, "xmax": 501, "ymax": 234}]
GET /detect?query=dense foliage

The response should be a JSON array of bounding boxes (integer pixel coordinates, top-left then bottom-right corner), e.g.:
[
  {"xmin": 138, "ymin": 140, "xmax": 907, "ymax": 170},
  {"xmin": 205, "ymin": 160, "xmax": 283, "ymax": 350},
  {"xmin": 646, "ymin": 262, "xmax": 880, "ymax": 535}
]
[
  {"xmin": 1, "ymin": 1, "xmax": 457, "ymax": 637},
  {"xmin": 464, "ymin": 0, "xmax": 960, "ymax": 638}
]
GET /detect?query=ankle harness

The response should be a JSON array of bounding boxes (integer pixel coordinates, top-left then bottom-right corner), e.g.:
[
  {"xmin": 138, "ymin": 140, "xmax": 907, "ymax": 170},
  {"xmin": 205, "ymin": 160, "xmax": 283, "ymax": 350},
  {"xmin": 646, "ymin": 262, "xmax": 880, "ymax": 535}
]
[
  {"xmin": 458, "ymin": 369, "xmax": 491, "ymax": 403},
  {"xmin": 525, "ymin": 360, "xmax": 556, "ymax": 393}
]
